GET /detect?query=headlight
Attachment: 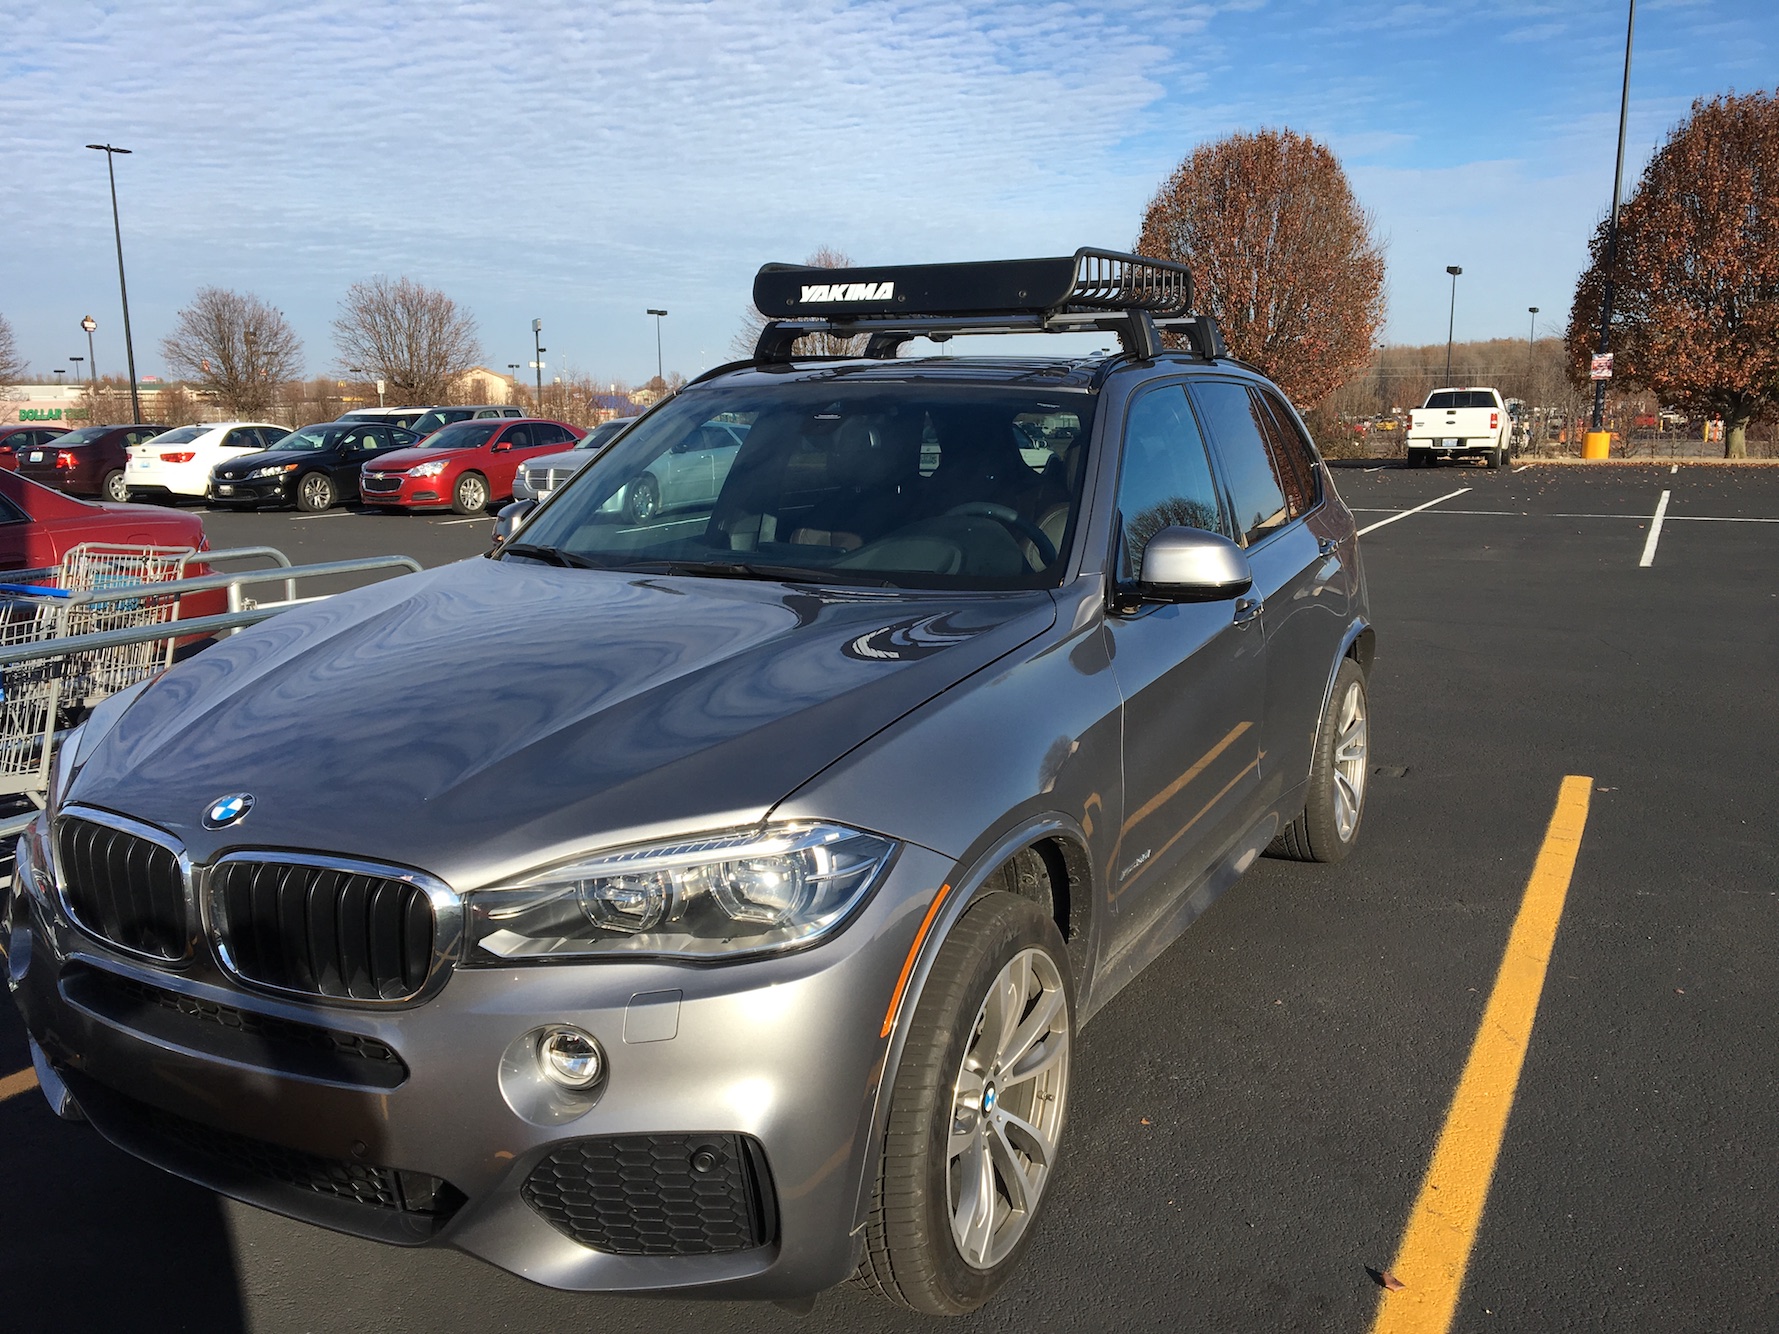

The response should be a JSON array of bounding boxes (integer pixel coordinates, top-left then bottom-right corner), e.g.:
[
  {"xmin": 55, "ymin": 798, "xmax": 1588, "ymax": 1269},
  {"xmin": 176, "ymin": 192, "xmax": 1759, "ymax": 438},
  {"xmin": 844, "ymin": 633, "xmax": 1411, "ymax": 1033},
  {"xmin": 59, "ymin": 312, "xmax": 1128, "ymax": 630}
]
[
  {"xmin": 248, "ymin": 463, "xmax": 298, "ymax": 479},
  {"xmin": 409, "ymin": 459, "xmax": 448, "ymax": 478},
  {"xmin": 466, "ymin": 823, "xmax": 896, "ymax": 962}
]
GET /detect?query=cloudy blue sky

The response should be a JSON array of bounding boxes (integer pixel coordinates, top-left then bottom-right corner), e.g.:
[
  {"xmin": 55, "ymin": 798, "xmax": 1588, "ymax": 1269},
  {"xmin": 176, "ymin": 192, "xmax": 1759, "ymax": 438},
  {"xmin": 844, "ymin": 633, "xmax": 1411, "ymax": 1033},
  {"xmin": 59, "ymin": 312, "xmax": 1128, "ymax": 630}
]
[{"xmin": 2, "ymin": 0, "xmax": 1771, "ymax": 387}]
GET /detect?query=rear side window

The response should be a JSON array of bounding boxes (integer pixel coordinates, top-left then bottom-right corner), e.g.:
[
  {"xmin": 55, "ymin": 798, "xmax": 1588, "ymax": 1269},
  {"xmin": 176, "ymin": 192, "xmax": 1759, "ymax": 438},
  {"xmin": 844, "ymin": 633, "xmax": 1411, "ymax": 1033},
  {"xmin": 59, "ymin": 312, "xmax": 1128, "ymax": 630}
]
[
  {"xmin": 1114, "ymin": 385, "xmax": 1228, "ymax": 580},
  {"xmin": 1189, "ymin": 381, "xmax": 1288, "ymax": 547},
  {"xmin": 1251, "ymin": 389, "xmax": 1319, "ymax": 519}
]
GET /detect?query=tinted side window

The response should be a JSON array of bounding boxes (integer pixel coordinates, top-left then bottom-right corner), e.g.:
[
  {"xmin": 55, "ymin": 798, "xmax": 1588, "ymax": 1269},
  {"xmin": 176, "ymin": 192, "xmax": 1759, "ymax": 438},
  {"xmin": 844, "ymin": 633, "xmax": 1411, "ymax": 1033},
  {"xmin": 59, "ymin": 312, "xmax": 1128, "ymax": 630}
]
[
  {"xmin": 1251, "ymin": 389, "xmax": 1319, "ymax": 518},
  {"xmin": 1114, "ymin": 384, "xmax": 1228, "ymax": 580},
  {"xmin": 536, "ymin": 423, "xmax": 572, "ymax": 447},
  {"xmin": 1189, "ymin": 381, "xmax": 1288, "ymax": 547},
  {"xmin": 504, "ymin": 425, "xmax": 534, "ymax": 448}
]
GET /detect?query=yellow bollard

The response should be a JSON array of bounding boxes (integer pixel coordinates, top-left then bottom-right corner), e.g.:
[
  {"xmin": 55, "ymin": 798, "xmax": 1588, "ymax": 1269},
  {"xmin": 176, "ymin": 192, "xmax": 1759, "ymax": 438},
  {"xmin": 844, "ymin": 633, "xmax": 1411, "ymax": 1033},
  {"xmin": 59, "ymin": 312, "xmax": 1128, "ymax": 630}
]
[{"xmin": 1582, "ymin": 431, "xmax": 1612, "ymax": 459}]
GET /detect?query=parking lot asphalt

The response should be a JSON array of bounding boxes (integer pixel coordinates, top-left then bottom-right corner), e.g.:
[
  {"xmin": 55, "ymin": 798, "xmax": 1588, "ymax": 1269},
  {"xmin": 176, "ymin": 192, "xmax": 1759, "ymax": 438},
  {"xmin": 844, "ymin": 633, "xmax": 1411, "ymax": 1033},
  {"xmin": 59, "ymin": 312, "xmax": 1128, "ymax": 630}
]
[{"xmin": 3, "ymin": 465, "xmax": 1775, "ymax": 1333}]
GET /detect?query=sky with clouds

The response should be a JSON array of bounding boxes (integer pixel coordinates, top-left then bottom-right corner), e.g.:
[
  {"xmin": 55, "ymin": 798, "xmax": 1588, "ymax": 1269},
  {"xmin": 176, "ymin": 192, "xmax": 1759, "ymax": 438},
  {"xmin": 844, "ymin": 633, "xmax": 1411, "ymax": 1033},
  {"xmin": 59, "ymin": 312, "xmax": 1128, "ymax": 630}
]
[{"xmin": 1, "ymin": 0, "xmax": 1772, "ymax": 388}]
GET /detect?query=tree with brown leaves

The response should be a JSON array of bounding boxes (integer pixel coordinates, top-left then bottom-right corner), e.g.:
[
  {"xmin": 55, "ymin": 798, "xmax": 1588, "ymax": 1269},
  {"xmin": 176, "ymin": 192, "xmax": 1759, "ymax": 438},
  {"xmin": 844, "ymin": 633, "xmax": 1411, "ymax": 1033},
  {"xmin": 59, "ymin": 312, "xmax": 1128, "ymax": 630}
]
[
  {"xmin": 1565, "ymin": 90, "xmax": 1779, "ymax": 459},
  {"xmin": 159, "ymin": 288, "xmax": 302, "ymax": 418},
  {"xmin": 332, "ymin": 277, "xmax": 483, "ymax": 406},
  {"xmin": 1136, "ymin": 128, "xmax": 1386, "ymax": 408},
  {"xmin": 730, "ymin": 246, "xmax": 870, "ymax": 359}
]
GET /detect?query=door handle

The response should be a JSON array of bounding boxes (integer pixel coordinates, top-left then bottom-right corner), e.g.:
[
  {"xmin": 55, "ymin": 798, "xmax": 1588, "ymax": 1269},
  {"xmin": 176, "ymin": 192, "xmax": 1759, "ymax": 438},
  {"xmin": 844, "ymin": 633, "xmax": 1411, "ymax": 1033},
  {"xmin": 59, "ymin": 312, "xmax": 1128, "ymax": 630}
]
[{"xmin": 1233, "ymin": 597, "xmax": 1263, "ymax": 627}]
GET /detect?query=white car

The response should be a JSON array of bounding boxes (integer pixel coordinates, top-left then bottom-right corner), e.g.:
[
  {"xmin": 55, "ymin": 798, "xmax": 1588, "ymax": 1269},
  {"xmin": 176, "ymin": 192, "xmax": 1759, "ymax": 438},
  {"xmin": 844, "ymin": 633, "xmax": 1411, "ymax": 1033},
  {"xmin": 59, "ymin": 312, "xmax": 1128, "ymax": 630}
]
[{"xmin": 124, "ymin": 422, "xmax": 291, "ymax": 501}]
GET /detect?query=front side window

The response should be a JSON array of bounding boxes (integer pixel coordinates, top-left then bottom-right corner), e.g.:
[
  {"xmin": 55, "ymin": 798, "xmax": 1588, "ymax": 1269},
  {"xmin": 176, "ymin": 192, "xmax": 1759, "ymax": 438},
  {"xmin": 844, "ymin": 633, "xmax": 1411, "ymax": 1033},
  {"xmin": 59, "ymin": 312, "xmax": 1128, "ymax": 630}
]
[
  {"xmin": 509, "ymin": 382, "xmax": 1096, "ymax": 590},
  {"xmin": 1114, "ymin": 385, "xmax": 1228, "ymax": 581},
  {"xmin": 1189, "ymin": 381, "xmax": 1289, "ymax": 548}
]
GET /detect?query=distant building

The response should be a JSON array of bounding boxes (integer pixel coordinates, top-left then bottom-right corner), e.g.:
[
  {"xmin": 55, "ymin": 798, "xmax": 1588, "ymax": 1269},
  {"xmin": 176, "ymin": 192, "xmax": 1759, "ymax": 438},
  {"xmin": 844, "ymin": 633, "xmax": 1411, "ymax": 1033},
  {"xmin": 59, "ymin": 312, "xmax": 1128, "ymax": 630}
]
[{"xmin": 450, "ymin": 367, "xmax": 521, "ymax": 405}]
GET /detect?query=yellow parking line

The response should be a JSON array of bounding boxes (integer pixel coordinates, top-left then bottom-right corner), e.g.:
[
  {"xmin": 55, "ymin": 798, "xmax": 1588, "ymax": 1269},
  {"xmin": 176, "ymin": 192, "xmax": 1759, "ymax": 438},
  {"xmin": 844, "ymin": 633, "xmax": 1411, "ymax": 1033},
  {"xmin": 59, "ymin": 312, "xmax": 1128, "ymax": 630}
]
[
  {"xmin": 1370, "ymin": 774, "xmax": 1594, "ymax": 1334},
  {"xmin": 0, "ymin": 1066, "xmax": 39, "ymax": 1103}
]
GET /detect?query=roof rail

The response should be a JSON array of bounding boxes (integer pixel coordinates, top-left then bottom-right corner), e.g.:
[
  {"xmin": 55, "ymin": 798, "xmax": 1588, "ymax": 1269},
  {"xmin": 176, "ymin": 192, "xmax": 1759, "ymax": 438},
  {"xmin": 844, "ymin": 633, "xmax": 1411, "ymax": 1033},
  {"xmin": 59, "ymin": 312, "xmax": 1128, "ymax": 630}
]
[{"xmin": 751, "ymin": 248, "xmax": 1217, "ymax": 364}]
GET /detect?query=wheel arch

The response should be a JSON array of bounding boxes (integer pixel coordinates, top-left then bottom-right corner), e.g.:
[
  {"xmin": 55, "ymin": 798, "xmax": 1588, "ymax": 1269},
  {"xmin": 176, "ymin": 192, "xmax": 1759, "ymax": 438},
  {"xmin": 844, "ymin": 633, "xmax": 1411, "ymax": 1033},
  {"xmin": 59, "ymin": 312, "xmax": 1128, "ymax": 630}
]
[
  {"xmin": 1309, "ymin": 617, "xmax": 1374, "ymax": 771},
  {"xmin": 848, "ymin": 813, "xmax": 1096, "ymax": 1235}
]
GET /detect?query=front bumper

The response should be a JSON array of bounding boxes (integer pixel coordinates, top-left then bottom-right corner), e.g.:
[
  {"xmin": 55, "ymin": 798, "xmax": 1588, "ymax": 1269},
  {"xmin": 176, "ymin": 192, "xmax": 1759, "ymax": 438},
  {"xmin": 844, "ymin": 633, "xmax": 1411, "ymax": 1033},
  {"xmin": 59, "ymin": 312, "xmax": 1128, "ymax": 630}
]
[
  {"xmin": 360, "ymin": 473, "xmax": 444, "ymax": 508},
  {"xmin": 211, "ymin": 476, "xmax": 292, "ymax": 504},
  {"xmin": 5, "ymin": 822, "xmax": 947, "ymax": 1298}
]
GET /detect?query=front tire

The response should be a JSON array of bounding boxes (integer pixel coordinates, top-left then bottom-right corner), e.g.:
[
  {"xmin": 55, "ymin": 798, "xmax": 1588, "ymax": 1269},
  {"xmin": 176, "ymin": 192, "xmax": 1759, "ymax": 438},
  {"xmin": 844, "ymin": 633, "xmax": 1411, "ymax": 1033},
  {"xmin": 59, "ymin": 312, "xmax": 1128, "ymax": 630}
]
[
  {"xmin": 452, "ymin": 471, "xmax": 489, "ymax": 515},
  {"xmin": 295, "ymin": 471, "xmax": 336, "ymax": 512},
  {"xmin": 856, "ymin": 892, "xmax": 1074, "ymax": 1314},
  {"xmin": 624, "ymin": 474, "xmax": 659, "ymax": 523},
  {"xmin": 1271, "ymin": 658, "xmax": 1369, "ymax": 863},
  {"xmin": 101, "ymin": 470, "xmax": 128, "ymax": 503}
]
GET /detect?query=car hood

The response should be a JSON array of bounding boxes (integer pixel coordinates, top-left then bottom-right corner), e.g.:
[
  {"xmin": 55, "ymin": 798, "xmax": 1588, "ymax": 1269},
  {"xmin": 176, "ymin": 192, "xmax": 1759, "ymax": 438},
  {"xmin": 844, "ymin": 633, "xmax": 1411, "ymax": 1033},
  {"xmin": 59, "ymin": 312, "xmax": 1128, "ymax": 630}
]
[
  {"xmin": 69, "ymin": 557, "xmax": 1055, "ymax": 888},
  {"xmin": 212, "ymin": 448, "xmax": 314, "ymax": 475},
  {"xmin": 522, "ymin": 449, "xmax": 591, "ymax": 472},
  {"xmin": 369, "ymin": 447, "xmax": 475, "ymax": 471}
]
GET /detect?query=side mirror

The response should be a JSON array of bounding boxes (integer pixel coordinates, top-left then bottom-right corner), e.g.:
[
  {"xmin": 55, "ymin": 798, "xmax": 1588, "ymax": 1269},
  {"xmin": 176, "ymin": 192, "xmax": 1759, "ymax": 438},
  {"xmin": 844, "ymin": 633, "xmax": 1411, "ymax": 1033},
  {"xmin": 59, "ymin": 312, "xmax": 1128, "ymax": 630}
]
[
  {"xmin": 491, "ymin": 499, "xmax": 538, "ymax": 548},
  {"xmin": 492, "ymin": 440, "xmax": 512, "ymax": 453},
  {"xmin": 1135, "ymin": 526, "xmax": 1253, "ymax": 602}
]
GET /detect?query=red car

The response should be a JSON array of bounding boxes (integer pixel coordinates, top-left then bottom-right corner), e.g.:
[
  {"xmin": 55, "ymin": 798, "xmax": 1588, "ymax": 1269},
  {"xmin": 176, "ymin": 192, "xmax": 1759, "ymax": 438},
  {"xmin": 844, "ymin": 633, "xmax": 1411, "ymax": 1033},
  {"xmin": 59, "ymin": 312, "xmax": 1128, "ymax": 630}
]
[
  {"xmin": 15, "ymin": 423, "xmax": 171, "ymax": 501},
  {"xmin": 0, "ymin": 423, "xmax": 71, "ymax": 472},
  {"xmin": 359, "ymin": 417, "xmax": 582, "ymax": 514},
  {"xmin": 0, "ymin": 467, "xmax": 224, "ymax": 620}
]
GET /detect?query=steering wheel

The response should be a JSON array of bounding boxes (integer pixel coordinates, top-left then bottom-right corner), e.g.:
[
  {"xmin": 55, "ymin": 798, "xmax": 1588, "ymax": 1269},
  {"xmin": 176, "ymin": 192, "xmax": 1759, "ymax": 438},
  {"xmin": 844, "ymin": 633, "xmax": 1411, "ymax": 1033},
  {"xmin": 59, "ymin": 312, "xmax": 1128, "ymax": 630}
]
[{"xmin": 944, "ymin": 502, "xmax": 1057, "ymax": 568}]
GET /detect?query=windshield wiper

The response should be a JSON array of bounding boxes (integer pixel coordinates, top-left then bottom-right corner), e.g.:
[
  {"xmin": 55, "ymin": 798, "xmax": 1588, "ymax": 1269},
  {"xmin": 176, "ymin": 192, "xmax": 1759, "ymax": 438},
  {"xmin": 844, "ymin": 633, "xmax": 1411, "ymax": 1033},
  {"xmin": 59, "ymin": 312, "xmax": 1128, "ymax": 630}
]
[
  {"xmin": 614, "ymin": 559, "xmax": 891, "ymax": 587},
  {"xmin": 501, "ymin": 542, "xmax": 598, "ymax": 569}
]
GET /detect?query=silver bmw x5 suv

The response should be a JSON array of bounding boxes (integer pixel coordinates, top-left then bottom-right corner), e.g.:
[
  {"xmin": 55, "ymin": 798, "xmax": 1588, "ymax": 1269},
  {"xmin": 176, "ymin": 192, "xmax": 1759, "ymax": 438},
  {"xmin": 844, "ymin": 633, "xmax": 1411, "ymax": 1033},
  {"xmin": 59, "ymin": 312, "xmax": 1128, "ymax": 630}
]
[{"xmin": 7, "ymin": 251, "xmax": 1373, "ymax": 1314}]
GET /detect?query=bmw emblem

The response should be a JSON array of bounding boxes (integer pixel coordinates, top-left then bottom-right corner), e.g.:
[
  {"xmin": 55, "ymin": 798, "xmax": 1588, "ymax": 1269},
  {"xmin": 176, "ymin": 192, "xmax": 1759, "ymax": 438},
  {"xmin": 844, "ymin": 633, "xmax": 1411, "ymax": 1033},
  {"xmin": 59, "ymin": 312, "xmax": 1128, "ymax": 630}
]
[{"xmin": 203, "ymin": 793, "xmax": 254, "ymax": 829}]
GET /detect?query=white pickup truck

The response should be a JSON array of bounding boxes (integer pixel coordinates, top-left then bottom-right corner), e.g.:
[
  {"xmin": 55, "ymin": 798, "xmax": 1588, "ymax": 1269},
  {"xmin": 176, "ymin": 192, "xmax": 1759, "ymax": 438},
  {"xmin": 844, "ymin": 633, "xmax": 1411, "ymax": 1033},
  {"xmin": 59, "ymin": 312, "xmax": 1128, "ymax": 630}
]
[{"xmin": 1406, "ymin": 387, "xmax": 1515, "ymax": 468}]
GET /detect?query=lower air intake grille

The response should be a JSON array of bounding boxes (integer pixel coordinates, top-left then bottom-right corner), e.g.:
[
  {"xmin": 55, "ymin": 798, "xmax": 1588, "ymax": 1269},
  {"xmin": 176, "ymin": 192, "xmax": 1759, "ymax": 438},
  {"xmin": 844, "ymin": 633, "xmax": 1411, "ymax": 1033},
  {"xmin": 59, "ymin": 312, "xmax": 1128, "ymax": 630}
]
[
  {"xmin": 56, "ymin": 817, "xmax": 188, "ymax": 961},
  {"xmin": 210, "ymin": 860, "xmax": 437, "ymax": 1002},
  {"xmin": 522, "ymin": 1134, "xmax": 776, "ymax": 1256}
]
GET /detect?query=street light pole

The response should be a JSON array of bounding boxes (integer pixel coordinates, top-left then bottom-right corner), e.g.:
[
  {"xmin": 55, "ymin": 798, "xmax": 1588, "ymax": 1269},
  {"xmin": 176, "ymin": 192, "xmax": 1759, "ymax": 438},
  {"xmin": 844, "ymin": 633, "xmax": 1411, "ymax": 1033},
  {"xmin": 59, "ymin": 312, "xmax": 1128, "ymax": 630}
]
[
  {"xmin": 1443, "ymin": 266, "xmax": 1463, "ymax": 384},
  {"xmin": 1590, "ymin": 0, "xmax": 1637, "ymax": 436},
  {"xmin": 531, "ymin": 319, "xmax": 544, "ymax": 411},
  {"xmin": 1528, "ymin": 306, "xmax": 1539, "ymax": 349},
  {"xmin": 81, "ymin": 315, "xmax": 97, "ymax": 386},
  {"xmin": 646, "ymin": 309, "xmax": 668, "ymax": 384},
  {"xmin": 86, "ymin": 144, "xmax": 141, "ymax": 424}
]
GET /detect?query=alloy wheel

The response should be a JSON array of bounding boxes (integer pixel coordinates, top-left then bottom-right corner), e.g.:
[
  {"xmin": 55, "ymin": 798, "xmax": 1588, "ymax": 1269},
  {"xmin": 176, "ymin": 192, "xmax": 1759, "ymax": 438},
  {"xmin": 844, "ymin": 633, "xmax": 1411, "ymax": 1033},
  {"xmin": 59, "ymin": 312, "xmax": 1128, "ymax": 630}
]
[
  {"xmin": 946, "ymin": 946, "xmax": 1070, "ymax": 1270},
  {"xmin": 1332, "ymin": 680, "xmax": 1368, "ymax": 841}
]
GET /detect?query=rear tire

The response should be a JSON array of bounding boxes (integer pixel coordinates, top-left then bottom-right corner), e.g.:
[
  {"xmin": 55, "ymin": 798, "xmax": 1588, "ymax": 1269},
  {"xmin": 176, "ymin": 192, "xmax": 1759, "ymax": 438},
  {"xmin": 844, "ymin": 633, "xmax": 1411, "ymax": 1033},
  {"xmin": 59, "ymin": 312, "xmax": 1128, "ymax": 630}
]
[
  {"xmin": 1270, "ymin": 658, "xmax": 1369, "ymax": 864},
  {"xmin": 101, "ymin": 470, "xmax": 128, "ymax": 503},
  {"xmin": 452, "ymin": 472, "xmax": 489, "ymax": 515},
  {"xmin": 855, "ymin": 892, "xmax": 1074, "ymax": 1314}
]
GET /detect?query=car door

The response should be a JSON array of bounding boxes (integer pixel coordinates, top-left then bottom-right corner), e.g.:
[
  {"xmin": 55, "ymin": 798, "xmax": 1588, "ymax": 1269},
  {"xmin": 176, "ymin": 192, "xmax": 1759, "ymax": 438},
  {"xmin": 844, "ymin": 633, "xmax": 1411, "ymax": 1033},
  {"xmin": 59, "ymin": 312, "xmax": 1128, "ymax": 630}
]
[
  {"xmin": 1102, "ymin": 382, "xmax": 1267, "ymax": 960},
  {"xmin": 1188, "ymin": 379, "xmax": 1342, "ymax": 805},
  {"xmin": 489, "ymin": 424, "xmax": 533, "ymax": 496},
  {"xmin": 335, "ymin": 426, "xmax": 384, "ymax": 494}
]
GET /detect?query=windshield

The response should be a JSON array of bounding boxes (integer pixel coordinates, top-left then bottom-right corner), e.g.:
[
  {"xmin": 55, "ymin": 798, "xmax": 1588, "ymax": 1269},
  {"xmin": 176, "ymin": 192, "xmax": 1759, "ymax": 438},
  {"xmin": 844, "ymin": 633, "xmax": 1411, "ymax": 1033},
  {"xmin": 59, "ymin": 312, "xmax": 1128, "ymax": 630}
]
[
  {"xmin": 1426, "ymin": 391, "xmax": 1498, "ymax": 410},
  {"xmin": 578, "ymin": 419, "xmax": 631, "ymax": 450},
  {"xmin": 409, "ymin": 408, "xmax": 473, "ymax": 437},
  {"xmin": 143, "ymin": 425, "xmax": 206, "ymax": 445},
  {"xmin": 423, "ymin": 421, "xmax": 499, "ymax": 449},
  {"xmin": 508, "ymin": 383, "xmax": 1095, "ymax": 590},
  {"xmin": 270, "ymin": 425, "xmax": 350, "ymax": 452}
]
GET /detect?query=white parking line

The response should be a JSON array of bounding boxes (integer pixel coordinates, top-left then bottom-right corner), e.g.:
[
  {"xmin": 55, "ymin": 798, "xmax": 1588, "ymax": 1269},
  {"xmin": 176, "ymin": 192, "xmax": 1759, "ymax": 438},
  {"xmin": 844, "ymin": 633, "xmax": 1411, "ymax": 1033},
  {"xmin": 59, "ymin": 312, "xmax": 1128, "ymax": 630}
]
[
  {"xmin": 1356, "ymin": 488, "xmax": 1472, "ymax": 537},
  {"xmin": 288, "ymin": 512, "xmax": 348, "ymax": 521},
  {"xmin": 1512, "ymin": 464, "xmax": 1532, "ymax": 473},
  {"xmin": 1639, "ymin": 490, "xmax": 1671, "ymax": 568},
  {"xmin": 437, "ymin": 516, "xmax": 492, "ymax": 526},
  {"xmin": 1671, "ymin": 464, "xmax": 1679, "ymax": 474}
]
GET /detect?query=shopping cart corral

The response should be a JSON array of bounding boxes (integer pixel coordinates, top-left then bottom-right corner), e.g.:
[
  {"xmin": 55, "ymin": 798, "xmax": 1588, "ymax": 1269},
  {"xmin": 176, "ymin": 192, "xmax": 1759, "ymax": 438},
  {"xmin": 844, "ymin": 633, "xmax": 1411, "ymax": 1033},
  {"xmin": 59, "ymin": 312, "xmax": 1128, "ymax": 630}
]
[{"xmin": 0, "ymin": 544, "xmax": 422, "ymax": 844}]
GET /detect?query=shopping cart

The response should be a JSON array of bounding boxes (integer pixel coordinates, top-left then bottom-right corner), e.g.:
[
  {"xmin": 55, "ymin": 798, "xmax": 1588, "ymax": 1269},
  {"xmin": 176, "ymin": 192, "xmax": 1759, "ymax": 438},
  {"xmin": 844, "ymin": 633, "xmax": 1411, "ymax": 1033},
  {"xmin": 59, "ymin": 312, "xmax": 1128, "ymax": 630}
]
[
  {"xmin": 0, "ymin": 584, "xmax": 75, "ymax": 799},
  {"xmin": 56, "ymin": 543, "xmax": 196, "ymax": 703}
]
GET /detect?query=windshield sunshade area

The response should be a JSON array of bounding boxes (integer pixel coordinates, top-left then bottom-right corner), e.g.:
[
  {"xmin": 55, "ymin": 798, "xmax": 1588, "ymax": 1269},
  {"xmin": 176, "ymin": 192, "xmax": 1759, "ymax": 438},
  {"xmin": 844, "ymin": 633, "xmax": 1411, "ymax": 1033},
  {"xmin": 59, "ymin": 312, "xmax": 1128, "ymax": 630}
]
[
  {"xmin": 505, "ymin": 382, "xmax": 1095, "ymax": 590},
  {"xmin": 424, "ymin": 421, "xmax": 499, "ymax": 449}
]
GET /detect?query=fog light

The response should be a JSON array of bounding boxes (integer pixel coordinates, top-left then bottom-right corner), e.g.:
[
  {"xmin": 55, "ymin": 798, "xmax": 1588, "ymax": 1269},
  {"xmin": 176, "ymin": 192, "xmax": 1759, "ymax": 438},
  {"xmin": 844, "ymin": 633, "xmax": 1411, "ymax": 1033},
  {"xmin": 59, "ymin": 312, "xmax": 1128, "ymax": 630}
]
[{"xmin": 538, "ymin": 1026, "xmax": 604, "ymax": 1089}]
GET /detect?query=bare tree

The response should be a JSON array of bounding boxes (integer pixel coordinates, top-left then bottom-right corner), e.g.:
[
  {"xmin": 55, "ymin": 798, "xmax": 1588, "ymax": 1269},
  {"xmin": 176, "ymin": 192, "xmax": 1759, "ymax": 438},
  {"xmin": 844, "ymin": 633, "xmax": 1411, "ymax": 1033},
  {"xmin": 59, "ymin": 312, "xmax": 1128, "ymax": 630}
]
[
  {"xmin": 160, "ymin": 288, "xmax": 302, "ymax": 418},
  {"xmin": 331, "ymin": 277, "xmax": 484, "ymax": 406},
  {"xmin": 1136, "ymin": 128, "xmax": 1386, "ymax": 406},
  {"xmin": 0, "ymin": 313, "xmax": 27, "ymax": 393},
  {"xmin": 730, "ymin": 246, "xmax": 870, "ymax": 359}
]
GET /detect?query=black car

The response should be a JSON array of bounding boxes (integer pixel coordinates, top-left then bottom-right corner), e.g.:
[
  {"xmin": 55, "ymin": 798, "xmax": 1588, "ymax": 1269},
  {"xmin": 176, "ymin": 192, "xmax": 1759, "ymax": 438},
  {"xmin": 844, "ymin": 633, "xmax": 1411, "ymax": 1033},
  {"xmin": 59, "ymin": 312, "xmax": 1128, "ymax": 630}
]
[{"xmin": 209, "ymin": 421, "xmax": 419, "ymax": 512}]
